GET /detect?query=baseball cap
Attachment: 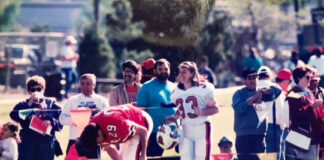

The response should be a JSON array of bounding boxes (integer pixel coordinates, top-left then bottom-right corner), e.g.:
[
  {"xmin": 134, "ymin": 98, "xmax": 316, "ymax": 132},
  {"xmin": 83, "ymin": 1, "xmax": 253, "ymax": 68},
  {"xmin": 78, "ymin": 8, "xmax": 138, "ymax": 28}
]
[
  {"xmin": 242, "ymin": 68, "xmax": 258, "ymax": 79},
  {"xmin": 277, "ymin": 69, "xmax": 292, "ymax": 80},
  {"xmin": 258, "ymin": 66, "xmax": 272, "ymax": 78},
  {"xmin": 142, "ymin": 58, "xmax": 156, "ymax": 70},
  {"xmin": 218, "ymin": 136, "xmax": 233, "ymax": 147}
]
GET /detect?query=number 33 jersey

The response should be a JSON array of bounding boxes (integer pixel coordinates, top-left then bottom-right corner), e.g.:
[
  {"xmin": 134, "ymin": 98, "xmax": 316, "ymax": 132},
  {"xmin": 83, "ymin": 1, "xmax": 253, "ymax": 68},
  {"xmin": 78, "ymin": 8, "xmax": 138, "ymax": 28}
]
[
  {"xmin": 91, "ymin": 104, "xmax": 147, "ymax": 144},
  {"xmin": 171, "ymin": 82, "xmax": 215, "ymax": 126}
]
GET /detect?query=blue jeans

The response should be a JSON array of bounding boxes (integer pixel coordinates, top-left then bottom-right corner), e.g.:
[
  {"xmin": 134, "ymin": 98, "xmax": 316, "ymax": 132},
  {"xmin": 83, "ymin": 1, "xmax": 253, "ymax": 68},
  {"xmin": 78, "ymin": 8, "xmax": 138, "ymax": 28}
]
[
  {"xmin": 236, "ymin": 135, "xmax": 265, "ymax": 160},
  {"xmin": 62, "ymin": 68, "xmax": 78, "ymax": 97},
  {"xmin": 266, "ymin": 124, "xmax": 283, "ymax": 159}
]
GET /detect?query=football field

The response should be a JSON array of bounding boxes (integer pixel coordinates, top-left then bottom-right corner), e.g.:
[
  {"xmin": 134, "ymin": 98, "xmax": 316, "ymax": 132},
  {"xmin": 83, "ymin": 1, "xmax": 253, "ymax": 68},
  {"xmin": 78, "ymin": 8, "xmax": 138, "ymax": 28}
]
[{"xmin": 0, "ymin": 86, "xmax": 239, "ymax": 160}]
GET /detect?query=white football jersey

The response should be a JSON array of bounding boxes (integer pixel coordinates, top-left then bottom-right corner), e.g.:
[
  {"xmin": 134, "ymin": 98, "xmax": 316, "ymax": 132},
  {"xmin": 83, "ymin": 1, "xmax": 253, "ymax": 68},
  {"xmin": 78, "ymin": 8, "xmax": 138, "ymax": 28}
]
[{"xmin": 171, "ymin": 82, "xmax": 215, "ymax": 126}]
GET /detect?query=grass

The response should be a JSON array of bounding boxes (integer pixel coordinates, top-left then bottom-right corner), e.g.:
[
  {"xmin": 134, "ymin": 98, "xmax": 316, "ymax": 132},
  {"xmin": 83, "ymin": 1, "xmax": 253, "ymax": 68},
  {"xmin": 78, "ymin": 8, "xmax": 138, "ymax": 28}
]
[{"xmin": 0, "ymin": 86, "xmax": 238, "ymax": 160}]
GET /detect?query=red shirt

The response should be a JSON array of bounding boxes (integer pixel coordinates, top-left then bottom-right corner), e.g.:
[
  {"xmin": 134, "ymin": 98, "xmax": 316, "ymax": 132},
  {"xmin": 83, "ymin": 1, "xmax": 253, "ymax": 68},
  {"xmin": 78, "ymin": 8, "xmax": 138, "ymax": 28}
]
[
  {"xmin": 125, "ymin": 86, "xmax": 138, "ymax": 102},
  {"xmin": 91, "ymin": 104, "xmax": 147, "ymax": 144}
]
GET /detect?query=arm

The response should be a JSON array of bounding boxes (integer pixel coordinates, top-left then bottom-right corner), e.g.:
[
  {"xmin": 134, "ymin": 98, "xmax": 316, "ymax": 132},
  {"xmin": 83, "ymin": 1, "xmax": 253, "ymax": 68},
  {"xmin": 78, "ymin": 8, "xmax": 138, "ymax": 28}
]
[
  {"xmin": 59, "ymin": 100, "xmax": 74, "ymax": 125},
  {"xmin": 109, "ymin": 88, "xmax": 119, "ymax": 106},
  {"xmin": 103, "ymin": 144, "xmax": 122, "ymax": 160},
  {"xmin": 195, "ymin": 97, "xmax": 219, "ymax": 116},
  {"xmin": 48, "ymin": 102, "xmax": 63, "ymax": 132},
  {"xmin": 134, "ymin": 124, "xmax": 148, "ymax": 160},
  {"xmin": 137, "ymin": 86, "xmax": 149, "ymax": 108},
  {"xmin": 232, "ymin": 90, "xmax": 261, "ymax": 114}
]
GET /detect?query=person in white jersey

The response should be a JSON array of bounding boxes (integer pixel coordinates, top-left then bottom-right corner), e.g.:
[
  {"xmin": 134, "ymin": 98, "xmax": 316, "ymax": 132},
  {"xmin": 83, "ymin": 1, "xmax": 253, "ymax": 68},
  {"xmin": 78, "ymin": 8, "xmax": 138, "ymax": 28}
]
[
  {"xmin": 59, "ymin": 73, "xmax": 109, "ymax": 154},
  {"xmin": 165, "ymin": 61, "xmax": 219, "ymax": 160}
]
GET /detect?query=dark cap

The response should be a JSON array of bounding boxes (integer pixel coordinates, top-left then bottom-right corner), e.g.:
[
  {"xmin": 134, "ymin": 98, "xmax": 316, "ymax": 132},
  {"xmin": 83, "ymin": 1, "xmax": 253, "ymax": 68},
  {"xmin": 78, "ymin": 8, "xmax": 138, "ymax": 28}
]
[
  {"xmin": 218, "ymin": 136, "xmax": 233, "ymax": 147},
  {"xmin": 242, "ymin": 68, "xmax": 258, "ymax": 79},
  {"xmin": 122, "ymin": 60, "xmax": 139, "ymax": 74}
]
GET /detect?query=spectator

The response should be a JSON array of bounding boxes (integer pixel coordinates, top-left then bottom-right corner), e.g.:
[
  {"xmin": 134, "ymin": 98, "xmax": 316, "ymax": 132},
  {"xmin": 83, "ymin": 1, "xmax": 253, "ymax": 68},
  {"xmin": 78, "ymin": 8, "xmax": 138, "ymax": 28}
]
[
  {"xmin": 308, "ymin": 47, "xmax": 324, "ymax": 88},
  {"xmin": 65, "ymin": 124, "xmax": 101, "ymax": 160},
  {"xmin": 141, "ymin": 58, "xmax": 156, "ymax": 84},
  {"xmin": 257, "ymin": 66, "xmax": 286, "ymax": 159},
  {"xmin": 109, "ymin": 60, "xmax": 142, "ymax": 106},
  {"xmin": 232, "ymin": 68, "xmax": 266, "ymax": 160},
  {"xmin": 60, "ymin": 35, "xmax": 79, "ymax": 98},
  {"xmin": 275, "ymin": 69, "xmax": 293, "ymax": 95},
  {"xmin": 282, "ymin": 51, "xmax": 305, "ymax": 71},
  {"xmin": 243, "ymin": 47, "xmax": 263, "ymax": 71},
  {"xmin": 87, "ymin": 104, "xmax": 153, "ymax": 160},
  {"xmin": 137, "ymin": 58, "xmax": 176, "ymax": 158},
  {"xmin": 309, "ymin": 70, "xmax": 324, "ymax": 102},
  {"xmin": 0, "ymin": 122, "xmax": 19, "ymax": 160},
  {"xmin": 165, "ymin": 61, "xmax": 219, "ymax": 160},
  {"xmin": 198, "ymin": 56, "xmax": 217, "ymax": 87},
  {"xmin": 59, "ymin": 73, "xmax": 108, "ymax": 154},
  {"xmin": 285, "ymin": 66, "xmax": 323, "ymax": 160},
  {"xmin": 218, "ymin": 136, "xmax": 234, "ymax": 154},
  {"xmin": 10, "ymin": 75, "xmax": 63, "ymax": 160}
]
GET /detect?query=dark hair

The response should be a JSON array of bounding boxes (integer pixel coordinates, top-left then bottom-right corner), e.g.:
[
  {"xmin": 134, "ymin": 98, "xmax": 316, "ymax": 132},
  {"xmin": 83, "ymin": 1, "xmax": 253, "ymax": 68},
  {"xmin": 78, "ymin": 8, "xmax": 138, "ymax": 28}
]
[
  {"xmin": 122, "ymin": 60, "xmax": 139, "ymax": 75},
  {"xmin": 154, "ymin": 58, "xmax": 170, "ymax": 69},
  {"xmin": 199, "ymin": 56, "xmax": 209, "ymax": 63},
  {"xmin": 3, "ymin": 122, "xmax": 20, "ymax": 143},
  {"xmin": 26, "ymin": 75, "xmax": 46, "ymax": 92},
  {"xmin": 275, "ymin": 78, "xmax": 284, "ymax": 83},
  {"xmin": 292, "ymin": 66, "xmax": 312, "ymax": 84},
  {"xmin": 79, "ymin": 123, "xmax": 101, "ymax": 148}
]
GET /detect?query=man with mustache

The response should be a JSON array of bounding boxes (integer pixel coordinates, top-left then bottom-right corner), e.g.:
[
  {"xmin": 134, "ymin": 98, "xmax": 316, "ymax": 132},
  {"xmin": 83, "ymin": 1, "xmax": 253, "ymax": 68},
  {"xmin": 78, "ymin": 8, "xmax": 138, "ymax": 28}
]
[
  {"xmin": 109, "ymin": 60, "xmax": 142, "ymax": 106},
  {"xmin": 137, "ymin": 58, "xmax": 177, "ymax": 159}
]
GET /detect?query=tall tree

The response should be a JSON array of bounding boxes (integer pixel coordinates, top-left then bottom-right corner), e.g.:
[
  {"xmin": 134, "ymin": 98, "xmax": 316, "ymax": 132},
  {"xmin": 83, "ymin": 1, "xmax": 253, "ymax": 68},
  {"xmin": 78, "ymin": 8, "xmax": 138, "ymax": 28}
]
[
  {"xmin": 0, "ymin": 1, "xmax": 21, "ymax": 32},
  {"xmin": 78, "ymin": 24, "xmax": 115, "ymax": 78}
]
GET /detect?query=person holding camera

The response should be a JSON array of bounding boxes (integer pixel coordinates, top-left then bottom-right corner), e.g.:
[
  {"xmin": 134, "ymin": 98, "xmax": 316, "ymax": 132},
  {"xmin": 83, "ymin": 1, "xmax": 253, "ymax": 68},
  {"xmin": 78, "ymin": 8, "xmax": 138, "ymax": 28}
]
[
  {"xmin": 9, "ymin": 75, "xmax": 63, "ymax": 160},
  {"xmin": 232, "ymin": 68, "xmax": 266, "ymax": 160}
]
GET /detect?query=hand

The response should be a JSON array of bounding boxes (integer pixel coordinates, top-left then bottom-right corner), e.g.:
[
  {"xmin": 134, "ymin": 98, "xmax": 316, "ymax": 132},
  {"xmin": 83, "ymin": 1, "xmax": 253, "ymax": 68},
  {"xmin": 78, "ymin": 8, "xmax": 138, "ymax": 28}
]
[
  {"xmin": 28, "ymin": 94, "xmax": 39, "ymax": 106},
  {"xmin": 139, "ymin": 153, "xmax": 146, "ymax": 160},
  {"xmin": 42, "ymin": 120, "xmax": 51, "ymax": 127},
  {"xmin": 313, "ymin": 100, "xmax": 323, "ymax": 108},
  {"xmin": 193, "ymin": 107, "xmax": 201, "ymax": 116}
]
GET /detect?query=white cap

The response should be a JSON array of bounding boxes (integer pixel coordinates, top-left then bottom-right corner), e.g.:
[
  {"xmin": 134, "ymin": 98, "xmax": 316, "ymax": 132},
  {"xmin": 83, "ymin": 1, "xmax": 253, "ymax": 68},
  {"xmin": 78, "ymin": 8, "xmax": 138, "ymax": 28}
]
[{"xmin": 257, "ymin": 66, "xmax": 272, "ymax": 79}]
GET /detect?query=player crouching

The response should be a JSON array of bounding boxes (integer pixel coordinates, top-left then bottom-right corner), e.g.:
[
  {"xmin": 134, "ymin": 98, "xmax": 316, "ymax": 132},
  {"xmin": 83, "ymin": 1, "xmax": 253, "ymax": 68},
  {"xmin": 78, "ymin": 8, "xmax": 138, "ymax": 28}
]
[{"xmin": 73, "ymin": 104, "xmax": 153, "ymax": 160}]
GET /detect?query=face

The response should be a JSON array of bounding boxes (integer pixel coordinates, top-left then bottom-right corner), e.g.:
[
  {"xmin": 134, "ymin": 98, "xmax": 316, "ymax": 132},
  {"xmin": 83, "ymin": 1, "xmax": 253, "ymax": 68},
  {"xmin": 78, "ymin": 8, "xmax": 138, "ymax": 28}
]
[
  {"xmin": 80, "ymin": 77, "xmax": 95, "ymax": 96},
  {"xmin": 28, "ymin": 85, "xmax": 44, "ymax": 95},
  {"xmin": 298, "ymin": 72, "xmax": 312, "ymax": 88},
  {"xmin": 0, "ymin": 124, "xmax": 14, "ymax": 139},
  {"xmin": 281, "ymin": 79, "xmax": 291, "ymax": 91},
  {"xmin": 123, "ymin": 67, "xmax": 136, "ymax": 83},
  {"xmin": 219, "ymin": 143, "xmax": 233, "ymax": 153},
  {"xmin": 155, "ymin": 63, "xmax": 170, "ymax": 81},
  {"xmin": 310, "ymin": 79, "xmax": 319, "ymax": 90},
  {"xmin": 178, "ymin": 67, "xmax": 194, "ymax": 85},
  {"xmin": 244, "ymin": 75, "xmax": 258, "ymax": 90},
  {"xmin": 97, "ymin": 129, "xmax": 104, "ymax": 144}
]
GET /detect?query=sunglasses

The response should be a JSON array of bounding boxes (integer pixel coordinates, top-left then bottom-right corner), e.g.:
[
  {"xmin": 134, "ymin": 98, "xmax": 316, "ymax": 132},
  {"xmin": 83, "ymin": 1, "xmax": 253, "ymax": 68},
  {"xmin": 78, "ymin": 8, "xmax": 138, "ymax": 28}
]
[
  {"xmin": 304, "ymin": 75, "xmax": 312, "ymax": 80},
  {"xmin": 30, "ymin": 87, "xmax": 42, "ymax": 92},
  {"xmin": 247, "ymin": 75, "xmax": 258, "ymax": 80}
]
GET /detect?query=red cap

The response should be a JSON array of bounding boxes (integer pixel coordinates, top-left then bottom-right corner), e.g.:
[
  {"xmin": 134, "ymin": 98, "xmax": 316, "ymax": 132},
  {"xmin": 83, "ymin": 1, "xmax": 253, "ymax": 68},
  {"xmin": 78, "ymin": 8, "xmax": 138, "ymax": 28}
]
[
  {"xmin": 142, "ymin": 58, "xmax": 156, "ymax": 70},
  {"xmin": 277, "ymin": 69, "xmax": 292, "ymax": 80}
]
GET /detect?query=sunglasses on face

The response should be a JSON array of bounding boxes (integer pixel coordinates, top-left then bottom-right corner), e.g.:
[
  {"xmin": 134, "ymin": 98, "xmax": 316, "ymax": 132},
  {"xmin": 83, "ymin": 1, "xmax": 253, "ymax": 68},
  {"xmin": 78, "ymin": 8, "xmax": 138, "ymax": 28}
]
[
  {"xmin": 30, "ymin": 87, "xmax": 42, "ymax": 92},
  {"xmin": 304, "ymin": 75, "xmax": 312, "ymax": 80},
  {"xmin": 247, "ymin": 76, "xmax": 258, "ymax": 80}
]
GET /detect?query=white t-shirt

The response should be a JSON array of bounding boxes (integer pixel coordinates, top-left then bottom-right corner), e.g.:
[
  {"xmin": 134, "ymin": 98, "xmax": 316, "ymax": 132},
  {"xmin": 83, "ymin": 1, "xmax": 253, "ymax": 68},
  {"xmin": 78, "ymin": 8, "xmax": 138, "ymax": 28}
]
[
  {"xmin": 0, "ymin": 137, "xmax": 18, "ymax": 160},
  {"xmin": 59, "ymin": 93, "xmax": 109, "ymax": 139},
  {"xmin": 308, "ymin": 55, "xmax": 324, "ymax": 75},
  {"xmin": 171, "ymin": 82, "xmax": 215, "ymax": 126},
  {"xmin": 60, "ymin": 46, "xmax": 78, "ymax": 68}
]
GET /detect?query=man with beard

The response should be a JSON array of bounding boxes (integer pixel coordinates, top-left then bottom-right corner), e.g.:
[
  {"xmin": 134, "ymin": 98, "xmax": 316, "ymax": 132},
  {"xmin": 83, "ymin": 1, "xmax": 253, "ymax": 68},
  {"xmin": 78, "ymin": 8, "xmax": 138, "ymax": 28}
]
[
  {"xmin": 137, "ymin": 58, "xmax": 177, "ymax": 159},
  {"xmin": 109, "ymin": 60, "xmax": 142, "ymax": 106}
]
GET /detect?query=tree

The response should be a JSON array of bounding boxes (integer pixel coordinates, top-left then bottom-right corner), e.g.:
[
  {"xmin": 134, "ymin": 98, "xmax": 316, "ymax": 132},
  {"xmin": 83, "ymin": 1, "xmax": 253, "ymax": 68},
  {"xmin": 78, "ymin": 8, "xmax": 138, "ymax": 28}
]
[
  {"xmin": 78, "ymin": 24, "xmax": 115, "ymax": 78},
  {"xmin": 0, "ymin": 1, "xmax": 21, "ymax": 32}
]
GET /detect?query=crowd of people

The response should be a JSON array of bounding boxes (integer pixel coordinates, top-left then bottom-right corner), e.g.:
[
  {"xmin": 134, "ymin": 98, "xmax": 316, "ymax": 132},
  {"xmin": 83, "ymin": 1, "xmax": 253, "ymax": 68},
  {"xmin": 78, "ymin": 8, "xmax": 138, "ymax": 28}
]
[{"xmin": 0, "ymin": 48, "xmax": 324, "ymax": 160}]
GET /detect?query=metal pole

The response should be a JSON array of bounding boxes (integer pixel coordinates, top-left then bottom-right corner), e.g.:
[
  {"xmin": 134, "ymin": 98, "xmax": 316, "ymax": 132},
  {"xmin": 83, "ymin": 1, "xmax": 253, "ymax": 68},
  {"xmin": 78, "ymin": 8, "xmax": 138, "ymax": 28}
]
[
  {"xmin": 93, "ymin": 0, "xmax": 100, "ymax": 25},
  {"xmin": 4, "ymin": 48, "xmax": 11, "ymax": 92}
]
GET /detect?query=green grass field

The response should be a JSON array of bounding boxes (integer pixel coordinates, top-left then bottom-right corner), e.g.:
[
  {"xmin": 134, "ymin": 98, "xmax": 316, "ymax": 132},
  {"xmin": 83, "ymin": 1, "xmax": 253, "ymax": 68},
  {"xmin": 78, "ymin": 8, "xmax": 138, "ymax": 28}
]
[{"xmin": 0, "ymin": 86, "xmax": 238, "ymax": 160}]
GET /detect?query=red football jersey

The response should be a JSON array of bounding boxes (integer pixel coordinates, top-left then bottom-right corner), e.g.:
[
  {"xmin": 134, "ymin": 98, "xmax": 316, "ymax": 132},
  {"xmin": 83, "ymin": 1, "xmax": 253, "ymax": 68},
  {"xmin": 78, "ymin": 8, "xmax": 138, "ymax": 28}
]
[{"xmin": 91, "ymin": 104, "xmax": 147, "ymax": 144}]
